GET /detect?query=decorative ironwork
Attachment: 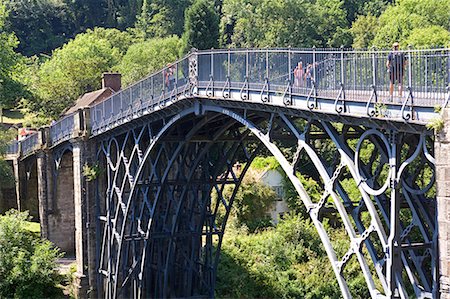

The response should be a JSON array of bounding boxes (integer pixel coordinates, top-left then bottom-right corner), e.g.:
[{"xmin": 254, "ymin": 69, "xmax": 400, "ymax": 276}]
[
  {"xmin": 96, "ymin": 103, "xmax": 437, "ymax": 298},
  {"xmin": 3, "ymin": 47, "xmax": 447, "ymax": 299}
]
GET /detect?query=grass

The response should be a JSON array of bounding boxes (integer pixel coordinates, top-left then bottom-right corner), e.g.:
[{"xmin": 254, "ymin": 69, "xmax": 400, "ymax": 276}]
[
  {"xmin": 0, "ymin": 109, "xmax": 25, "ymax": 124},
  {"xmin": 24, "ymin": 221, "xmax": 41, "ymax": 233}
]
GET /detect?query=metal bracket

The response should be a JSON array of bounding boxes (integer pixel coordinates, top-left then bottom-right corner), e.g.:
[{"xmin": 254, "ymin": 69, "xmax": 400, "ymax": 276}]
[
  {"xmin": 366, "ymin": 85, "xmax": 378, "ymax": 118},
  {"xmin": 260, "ymin": 77, "xmax": 269, "ymax": 102},
  {"xmin": 334, "ymin": 83, "xmax": 346, "ymax": 114},
  {"xmin": 240, "ymin": 76, "xmax": 249, "ymax": 100},
  {"xmin": 183, "ymin": 81, "xmax": 192, "ymax": 97},
  {"xmin": 192, "ymin": 76, "xmax": 199, "ymax": 96},
  {"xmin": 401, "ymin": 87, "xmax": 414, "ymax": 121},
  {"xmin": 206, "ymin": 75, "xmax": 214, "ymax": 97},
  {"xmin": 306, "ymin": 81, "xmax": 318, "ymax": 110},
  {"xmin": 221, "ymin": 75, "xmax": 231, "ymax": 99},
  {"xmin": 282, "ymin": 80, "xmax": 292, "ymax": 106}
]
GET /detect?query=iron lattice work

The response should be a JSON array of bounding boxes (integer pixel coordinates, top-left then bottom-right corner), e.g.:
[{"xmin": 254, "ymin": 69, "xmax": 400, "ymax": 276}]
[{"xmin": 96, "ymin": 104, "xmax": 437, "ymax": 298}]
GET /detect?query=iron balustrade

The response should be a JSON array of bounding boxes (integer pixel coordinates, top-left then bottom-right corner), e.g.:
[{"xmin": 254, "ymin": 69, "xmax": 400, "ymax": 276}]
[
  {"xmin": 50, "ymin": 113, "xmax": 76, "ymax": 146},
  {"xmin": 5, "ymin": 140, "xmax": 19, "ymax": 155},
  {"xmin": 90, "ymin": 57, "xmax": 190, "ymax": 135},
  {"xmin": 21, "ymin": 132, "xmax": 40, "ymax": 157},
  {"xmin": 89, "ymin": 47, "xmax": 449, "ymax": 136},
  {"xmin": 196, "ymin": 47, "xmax": 449, "ymax": 106},
  {"xmin": 5, "ymin": 48, "xmax": 450, "ymax": 156}
]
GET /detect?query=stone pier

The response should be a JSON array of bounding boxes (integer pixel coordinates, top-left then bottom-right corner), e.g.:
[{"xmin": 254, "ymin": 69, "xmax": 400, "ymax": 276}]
[{"xmin": 436, "ymin": 108, "xmax": 450, "ymax": 298}]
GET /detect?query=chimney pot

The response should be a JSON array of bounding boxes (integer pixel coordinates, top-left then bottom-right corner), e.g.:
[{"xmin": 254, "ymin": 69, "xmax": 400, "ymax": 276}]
[{"xmin": 102, "ymin": 73, "xmax": 122, "ymax": 92}]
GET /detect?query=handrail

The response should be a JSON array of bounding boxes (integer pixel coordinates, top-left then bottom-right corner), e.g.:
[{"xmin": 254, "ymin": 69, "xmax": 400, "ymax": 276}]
[{"xmin": 4, "ymin": 47, "xmax": 450, "ymax": 158}]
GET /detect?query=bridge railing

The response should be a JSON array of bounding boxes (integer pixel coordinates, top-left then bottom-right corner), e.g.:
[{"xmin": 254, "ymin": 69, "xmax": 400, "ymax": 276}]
[
  {"xmin": 90, "ymin": 56, "xmax": 190, "ymax": 135},
  {"xmin": 21, "ymin": 132, "xmax": 41, "ymax": 157},
  {"xmin": 50, "ymin": 112, "xmax": 76, "ymax": 146},
  {"xmin": 5, "ymin": 140, "xmax": 20, "ymax": 156},
  {"xmin": 196, "ymin": 48, "xmax": 449, "ymax": 107}
]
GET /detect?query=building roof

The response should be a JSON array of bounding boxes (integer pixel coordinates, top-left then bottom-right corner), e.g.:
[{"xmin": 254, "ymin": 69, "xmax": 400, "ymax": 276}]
[{"xmin": 64, "ymin": 87, "xmax": 114, "ymax": 115}]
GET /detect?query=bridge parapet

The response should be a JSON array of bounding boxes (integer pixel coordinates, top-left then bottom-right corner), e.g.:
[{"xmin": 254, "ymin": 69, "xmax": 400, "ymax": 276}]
[{"xmin": 3, "ymin": 48, "xmax": 450, "ymax": 157}]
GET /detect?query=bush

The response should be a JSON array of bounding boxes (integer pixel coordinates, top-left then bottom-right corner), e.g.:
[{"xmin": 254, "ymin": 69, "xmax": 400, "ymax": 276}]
[
  {"xmin": 0, "ymin": 210, "xmax": 63, "ymax": 298},
  {"xmin": 216, "ymin": 214, "xmax": 369, "ymax": 298}
]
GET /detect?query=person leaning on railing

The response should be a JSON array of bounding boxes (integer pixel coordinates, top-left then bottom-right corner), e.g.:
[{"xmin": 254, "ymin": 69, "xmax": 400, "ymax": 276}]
[{"xmin": 386, "ymin": 42, "xmax": 407, "ymax": 102}]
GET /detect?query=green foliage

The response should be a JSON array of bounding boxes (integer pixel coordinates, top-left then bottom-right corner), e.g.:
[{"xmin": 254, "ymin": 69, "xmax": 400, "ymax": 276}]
[
  {"xmin": 27, "ymin": 28, "xmax": 125, "ymax": 118},
  {"xmin": 374, "ymin": 103, "xmax": 388, "ymax": 117},
  {"xmin": 182, "ymin": 0, "xmax": 219, "ymax": 53},
  {"xmin": 372, "ymin": 0, "xmax": 450, "ymax": 49},
  {"xmin": 283, "ymin": 172, "xmax": 322, "ymax": 218},
  {"xmin": 351, "ymin": 14, "xmax": 379, "ymax": 49},
  {"xmin": 22, "ymin": 113, "xmax": 52, "ymax": 128},
  {"xmin": 405, "ymin": 26, "xmax": 450, "ymax": 48},
  {"xmin": 426, "ymin": 116, "xmax": 445, "ymax": 132},
  {"xmin": 212, "ymin": 169, "xmax": 277, "ymax": 232},
  {"xmin": 220, "ymin": 0, "xmax": 353, "ymax": 48},
  {"xmin": 4, "ymin": 0, "xmax": 76, "ymax": 56},
  {"xmin": 82, "ymin": 163, "xmax": 103, "ymax": 181},
  {"xmin": 232, "ymin": 173, "xmax": 276, "ymax": 232},
  {"xmin": 216, "ymin": 214, "xmax": 369, "ymax": 298},
  {"xmin": 134, "ymin": 0, "xmax": 192, "ymax": 39},
  {"xmin": 251, "ymin": 156, "xmax": 280, "ymax": 170},
  {"xmin": 0, "ymin": 210, "xmax": 63, "ymax": 298},
  {"xmin": 117, "ymin": 36, "xmax": 182, "ymax": 86},
  {"xmin": 0, "ymin": 3, "xmax": 28, "ymax": 109}
]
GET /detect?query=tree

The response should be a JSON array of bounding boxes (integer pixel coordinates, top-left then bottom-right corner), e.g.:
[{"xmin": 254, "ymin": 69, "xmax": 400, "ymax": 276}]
[
  {"xmin": 405, "ymin": 26, "xmax": 450, "ymax": 48},
  {"xmin": 135, "ymin": 0, "xmax": 192, "ymax": 39},
  {"xmin": 350, "ymin": 14, "xmax": 379, "ymax": 49},
  {"xmin": 0, "ymin": 210, "xmax": 63, "ymax": 298},
  {"xmin": 311, "ymin": 0, "xmax": 350, "ymax": 47},
  {"xmin": 220, "ymin": 0, "xmax": 352, "ymax": 48},
  {"xmin": 4, "ymin": 0, "xmax": 77, "ymax": 56},
  {"xmin": 182, "ymin": 0, "xmax": 219, "ymax": 53},
  {"xmin": 231, "ymin": 173, "xmax": 276, "ymax": 232},
  {"xmin": 27, "ymin": 28, "xmax": 129, "ymax": 118},
  {"xmin": 372, "ymin": 0, "xmax": 450, "ymax": 49},
  {"xmin": 220, "ymin": 0, "xmax": 317, "ymax": 48},
  {"xmin": 117, "ymin": 36, "xmax": 182, "ymax": 86},
  {"xmin": 0, "ymin": 3, "xmax": 28, "ymax": 109}
]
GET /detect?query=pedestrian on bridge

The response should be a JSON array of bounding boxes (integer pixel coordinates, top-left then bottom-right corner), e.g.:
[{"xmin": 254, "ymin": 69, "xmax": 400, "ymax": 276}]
[
  {"xmin": 305, "ymin": 63, "xmax": 314, "ymax": 89},
  {"xmin": 387, "ymin": 42, "xmax": 407, "ymax": 102},
  {"xmin": 294, "ymin": 61, "xmax": 304, "ymax": 87},
  {"xmin": 165, "ymin": 64, "xmax": 175, "ymax": 91}
]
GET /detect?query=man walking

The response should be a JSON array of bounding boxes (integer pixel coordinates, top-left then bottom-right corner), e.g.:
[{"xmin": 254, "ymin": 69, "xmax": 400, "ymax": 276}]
[{"xmin": 386, "ymin": 42, "xmax": 407, "ymax": 102}]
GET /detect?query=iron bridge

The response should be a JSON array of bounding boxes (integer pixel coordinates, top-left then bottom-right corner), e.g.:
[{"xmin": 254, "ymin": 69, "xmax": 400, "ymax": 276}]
[{"xmin": 5, "ymin": 47, "xmax": 450, "ymax": 299}]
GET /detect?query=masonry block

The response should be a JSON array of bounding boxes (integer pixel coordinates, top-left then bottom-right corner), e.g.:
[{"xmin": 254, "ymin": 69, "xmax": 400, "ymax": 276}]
[
  {"xmin": 47, "ymin": 151, "xmax": 76, "ymax": 256},
  {"xmin": 436, "ymin": 108, "xmax": 450, "ymax": 298}
]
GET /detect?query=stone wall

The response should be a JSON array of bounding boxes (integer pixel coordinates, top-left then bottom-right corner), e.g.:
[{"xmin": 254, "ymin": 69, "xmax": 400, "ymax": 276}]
[
  {"xmin": 0, "ymin": 160, "xmax": 18, "ymax": 214},
  {"xmin": 47, "ymin": 152, "xmax": 76, "ymax": 256},
  {"xmin": 436, "ymin": 108, "xmax": 450, "ymax": 298},
  {"xmin": 21, "ymin": 158, "xmax": 40, "ymax": 221}
]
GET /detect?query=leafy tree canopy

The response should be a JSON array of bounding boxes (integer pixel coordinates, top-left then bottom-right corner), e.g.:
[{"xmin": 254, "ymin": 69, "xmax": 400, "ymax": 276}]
[
  {"xmin": 182, "ymin": 0, "xmax": 219, "ymax": 53},
  {"xmin": 3, "ymin": 0, "xmax": 76, "ymax": 56},
  {"xmin": 0, "ymin": 3, "xmax": 28, "ymax": 108},
  {"xmin": 372, "ymin": 0, "xmax": 450, "ymax": 49},
  {"xmin": 26, "ymin": 28, "xmax": 129, "ymax": 118},
  {"xmin": 117, "ymin": 36, "xmax": 182, "ymax": 86},
  {"xmin": 220, "ymin": 0, "xmax": 352, "ymax": 48},
  {"xmin": 134, "ymin": 0, "xmax": 192, "ymax": 39}
]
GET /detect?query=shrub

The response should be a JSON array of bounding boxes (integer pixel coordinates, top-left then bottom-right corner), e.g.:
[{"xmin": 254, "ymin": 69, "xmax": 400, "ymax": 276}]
[{"xmin": 0, "ymin": 210, "xmax": 63, "ymax": 298}]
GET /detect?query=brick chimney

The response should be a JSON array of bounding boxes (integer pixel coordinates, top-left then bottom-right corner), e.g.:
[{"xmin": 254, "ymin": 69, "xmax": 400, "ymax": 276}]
[{"xmin": 102, "ymin": 73, "xmax": 121, "ymax": 92}]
